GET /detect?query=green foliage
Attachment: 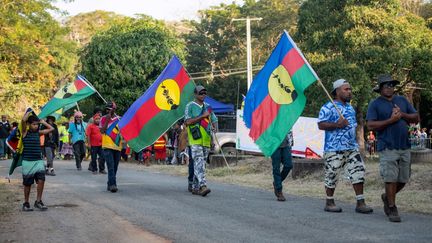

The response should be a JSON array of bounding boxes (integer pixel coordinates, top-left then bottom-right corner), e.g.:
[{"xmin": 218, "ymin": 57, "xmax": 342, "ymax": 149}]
[
  {"xmin": 184, "ymin": 0, "xmax": 300, "ymax": 106},
  {"xmin": 0, "ymin": 0, "xmax": 78, "ymax": 121},
  {"xmin": 80, "ymin": 17, "xmax": 186, "ymax": 115},
  {"xmin": 65, "ymin": 10, "xmax": 130, "ymax": 47},
  {"xmin": 297, "ymin": 0, "xmax": 432, "ymax": 145}
]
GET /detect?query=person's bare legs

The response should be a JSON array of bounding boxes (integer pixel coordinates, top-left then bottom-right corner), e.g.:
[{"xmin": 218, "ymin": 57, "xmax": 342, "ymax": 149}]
[
  {"xmin": 24, "ymin": 185, "xmax": 31, "ymax": 203},
  {"xmin": 36, "ymin": 180, "xmax": 45, "ymax": 202}
]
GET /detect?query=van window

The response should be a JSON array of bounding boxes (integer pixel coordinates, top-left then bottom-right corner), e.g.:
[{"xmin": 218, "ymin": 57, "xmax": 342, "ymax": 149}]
[{"xmin": 216, "ymin": 114, "xmax": 236, "ymax": 133}]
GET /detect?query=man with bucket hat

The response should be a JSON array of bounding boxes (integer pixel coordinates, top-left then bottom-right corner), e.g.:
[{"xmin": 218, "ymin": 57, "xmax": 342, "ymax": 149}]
[
  {"xmin": 366, "ymin": 74, "xmax": 419, "ymax": 222},
  {"xmin": 318, "ymin": 79, "xmax": 373, "ymax": 214}
]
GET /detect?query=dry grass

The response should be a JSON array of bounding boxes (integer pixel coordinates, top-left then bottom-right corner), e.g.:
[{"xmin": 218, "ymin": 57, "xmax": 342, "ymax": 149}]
[
  {"xmin": 0, "ymin": 179, "xmax": 21, "ymax": 217},
  {"xmin": 140, "ymin": 157, "xmax": 432, "ymax": 214}
]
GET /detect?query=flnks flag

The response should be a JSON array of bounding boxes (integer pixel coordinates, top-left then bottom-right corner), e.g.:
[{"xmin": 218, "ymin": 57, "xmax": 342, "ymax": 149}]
[
  {"xmin": 243, "ymin": 31, "xmax": 319, "ymax": 156},
  {"xmin": 119, "ymin": 55, "xmax": 195, "ymax": 152},
  {"xmin": 38, "ymin": 75, "xmax": 95, "ymax": 118},
  {"xmin": 7, "ymin": 108, "xmax": 34, "ymax": 178}
]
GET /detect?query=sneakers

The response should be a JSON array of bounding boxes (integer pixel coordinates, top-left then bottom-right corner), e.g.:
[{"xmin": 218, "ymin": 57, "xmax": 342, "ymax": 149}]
[
  {"xmin": 324, "ymin": 199, "xmax": 342, "ymax": 213},
  {"xmin": 22, "ymin": 202, "xmax": 33, "ymax": 212},
  {"xmin": 99, "ymin": 170, "xmax": 107, "ymax": 174},
  {"xmin": 34, "ymin": 200, "xmax": 48, "ymax": 211},
  {"xmin": 46, "ymin": 168, "xmax": 56, "ymax": 176},
  {"xmin": 381, "ymin": 193, "xmax": 390, "ymax": 216},
  {"xmin": 191, "ymin": 189, "xmax": 199, "ymax": 195},
  {"xmin": 388, "ymin": 206, "xmax": 401, "ymax": 222},
  {"xmin": 198, "ymin": 186, "xmax": 211, "ymax": 197},
  {"xmin": 188, "ymin": 184, "xmax": 193, "ymax": 192},
  {"xmin": 355, "ymin": 199, "xmax": 373, "ymax": 214}
]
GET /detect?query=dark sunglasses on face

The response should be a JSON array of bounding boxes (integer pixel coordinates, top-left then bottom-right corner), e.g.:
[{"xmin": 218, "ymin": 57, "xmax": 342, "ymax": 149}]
[
  {"xmin": 198, "ymin": 92, "xmax": 207, "ymax": 95},
  {"xmin": 383, "ymin": 82, "xmax": 396, "ymax": 88}
]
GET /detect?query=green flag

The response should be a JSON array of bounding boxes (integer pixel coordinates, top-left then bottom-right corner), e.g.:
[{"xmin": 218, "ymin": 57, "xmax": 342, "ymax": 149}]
[{"xmin": 38, "ymin": 76, "xmax": 95, "ymax": 119}]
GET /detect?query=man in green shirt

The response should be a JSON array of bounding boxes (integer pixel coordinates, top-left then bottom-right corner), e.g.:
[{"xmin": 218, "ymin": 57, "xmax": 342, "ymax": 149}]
[{"xmin": 185, "ymin": 85, "xmax": 217, "ymax": 196}]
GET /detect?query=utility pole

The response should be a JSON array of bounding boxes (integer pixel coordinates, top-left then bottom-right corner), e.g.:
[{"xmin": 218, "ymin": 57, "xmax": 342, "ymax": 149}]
[{"xmin": 232, "ymin": 17, "xmax": 262, "ymax": 90}]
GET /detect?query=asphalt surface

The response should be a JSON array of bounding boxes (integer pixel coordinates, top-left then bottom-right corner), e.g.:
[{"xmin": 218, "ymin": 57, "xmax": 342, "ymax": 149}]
[{"xmin": 2, "ymin": 159, "xmax": 432, "ymax": 243}]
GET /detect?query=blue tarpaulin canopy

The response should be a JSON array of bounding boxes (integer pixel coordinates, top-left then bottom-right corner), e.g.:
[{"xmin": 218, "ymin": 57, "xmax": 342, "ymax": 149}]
[{"xmin": 204, "ymin": 96, "xmax": 235, "ymax": 114}]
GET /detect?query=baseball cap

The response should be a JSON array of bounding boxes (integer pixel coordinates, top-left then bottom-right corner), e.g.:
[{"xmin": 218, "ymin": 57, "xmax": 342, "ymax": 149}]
[
  {"xmin": 194, "ymin": 85, "xmax": 207, "ymax": 94},
  {"xmin": 332, "ymin": 79, "xmax": 349, "ymax": 94}
]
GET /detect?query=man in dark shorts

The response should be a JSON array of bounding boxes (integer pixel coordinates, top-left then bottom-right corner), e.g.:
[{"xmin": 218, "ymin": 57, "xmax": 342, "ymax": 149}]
[{"xmin": 366, "ymin": 74, "xmax": 419, "ymax": 222}]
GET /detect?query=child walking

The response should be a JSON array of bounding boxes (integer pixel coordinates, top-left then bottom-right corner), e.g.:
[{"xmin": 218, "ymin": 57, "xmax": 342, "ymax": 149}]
[{"xmin": 21, "ymin": 111, "xmax": 54, "ymax": 211}]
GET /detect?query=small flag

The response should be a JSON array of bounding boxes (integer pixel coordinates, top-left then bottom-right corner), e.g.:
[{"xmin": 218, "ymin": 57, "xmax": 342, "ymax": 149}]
[
  {"xmin": 243, "ymin": 31, "xmax": 319, "ymax": 156},
  {"xmin": 38, "ymin": 76, "xmax": 96, "ymax": 119},
  {"xmin": 119, "ymin": 55, "xmax": 195, "ymax": 152}
]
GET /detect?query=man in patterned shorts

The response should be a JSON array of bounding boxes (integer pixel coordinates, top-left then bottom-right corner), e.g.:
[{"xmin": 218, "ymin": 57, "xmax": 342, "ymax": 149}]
[
  {"xmin": 318, "ymin": 79, "xmax": 373, "ymax": 214},
  {"xmin": 185, "ymin": 85, "xmax": 217, "ymax": 197}
]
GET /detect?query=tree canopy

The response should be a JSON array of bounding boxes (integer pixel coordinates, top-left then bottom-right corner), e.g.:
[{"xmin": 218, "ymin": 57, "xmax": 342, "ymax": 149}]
[
  {"xmin": 0, "ymin": 0, "xmax": 77, "ymax": 120},
  {"xmin": 296, "ymin": 0, "xmax": 432, "ymax": 146},
  {"xmin": 79, "ymin": 17, "xmax": 186, "ymax": 115}
]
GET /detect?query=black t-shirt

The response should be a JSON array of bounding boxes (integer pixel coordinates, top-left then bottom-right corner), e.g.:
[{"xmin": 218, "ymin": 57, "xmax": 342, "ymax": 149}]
[{"xmin": 0, "ymin": 121, "xmax": 11, "ymax": 138}]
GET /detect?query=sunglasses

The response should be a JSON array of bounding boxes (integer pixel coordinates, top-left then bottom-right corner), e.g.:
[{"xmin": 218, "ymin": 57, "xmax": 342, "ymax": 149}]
[
  {"xmin": 383, "ymin": 82, "xmax": 396, "ymax": 88},
  {"xmin": 198, "ymin": 92, "xmax": 207, "ymax": 95}
]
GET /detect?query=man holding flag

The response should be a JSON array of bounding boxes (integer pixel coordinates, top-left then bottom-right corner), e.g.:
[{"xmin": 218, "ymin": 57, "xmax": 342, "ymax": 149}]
[
  {"xmin": 185, "ymin": 85, "xmax": 217, "ymax": 197},
  {"xmin": 100, "ymin": 101, "xmax": 122, "ymax": 193},
  {"xmin": 318, "ymin": 79, "xmax": 373, "ymax": 214},
  {"xmin": 243, "ymin": 31, "xmax": 318, "ymax": 200}
]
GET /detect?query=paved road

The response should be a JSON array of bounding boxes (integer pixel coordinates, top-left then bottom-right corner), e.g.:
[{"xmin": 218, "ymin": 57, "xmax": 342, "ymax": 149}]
[{"xmin": 1, "ymin": 159, "xmax": 432, "ymax": 243}]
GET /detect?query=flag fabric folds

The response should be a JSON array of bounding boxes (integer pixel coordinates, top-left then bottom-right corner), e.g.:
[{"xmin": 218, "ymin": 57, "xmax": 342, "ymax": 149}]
[
  {"xmin": 243, "ymin": 31, "xmax": 319, "ymax": 157},
  {"xmin": 7, "ymin": 108, "xmax": 34, "ymax": 177},
  {"xmin": 38, "ymin": 76, "xmax": 95, "ymax": 119},
  {"xmin": 49, "ymin": 102, "xmax": 77, "ymax": 120},
  {"xmin": 119, "ymin": 55, "xmax": 195, "ymax": 152},
  {"xmin": 106, "ymin": 119, "xmax": 121, "ymax": 146}
]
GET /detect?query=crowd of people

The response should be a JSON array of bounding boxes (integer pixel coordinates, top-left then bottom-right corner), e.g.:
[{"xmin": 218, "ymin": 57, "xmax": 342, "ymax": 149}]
[{"xmin": 1, "ymin": 74, "xmax": 423, "ymax": 223}]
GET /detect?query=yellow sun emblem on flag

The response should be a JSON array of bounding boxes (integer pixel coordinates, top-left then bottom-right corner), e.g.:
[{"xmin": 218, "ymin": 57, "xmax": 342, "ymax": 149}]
[
  {"xmin": 268, "ymin": 65, "xmax": 298, "ymax": 105},
  {"xmin": 155, "ymin": 79, "xmax": 180, "ymax": 110}
]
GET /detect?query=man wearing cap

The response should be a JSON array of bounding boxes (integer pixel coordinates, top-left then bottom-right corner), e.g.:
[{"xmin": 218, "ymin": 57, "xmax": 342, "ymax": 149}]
[
  {"xmin": 86, "ymin": 113, "xmax": 106, "ymax": 174},
  {"xmin": 318, "ymin": 79, "xmax": 373, "ymax": 214},
  {"xmin": 185, "ymin": 85, "xmax": 217, "ymax": 197},
  {"xmin": 366, "ymin": 74, "xmax": 419, "ymax": 222},
  {"xmin": 100, "ymin": 101, "xmax": 122, "ymax": 193},
  {"xmin": 69, "ymin": 111, "xmax": 87, "ymax": 170}
]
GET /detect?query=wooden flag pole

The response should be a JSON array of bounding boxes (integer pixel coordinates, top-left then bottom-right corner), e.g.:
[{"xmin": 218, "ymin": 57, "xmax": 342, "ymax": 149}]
[{"xmin": 317, "ymin": 79, "xmax": 345, "ymax": 119}]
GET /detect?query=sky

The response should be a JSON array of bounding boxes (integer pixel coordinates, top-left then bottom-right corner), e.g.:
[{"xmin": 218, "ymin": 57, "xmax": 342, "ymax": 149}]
[{"xmin": 54, "ymin": 0, "xmax": 243, "ymax": 21}]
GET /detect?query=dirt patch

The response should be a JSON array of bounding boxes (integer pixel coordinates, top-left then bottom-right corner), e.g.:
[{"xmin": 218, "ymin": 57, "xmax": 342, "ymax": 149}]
[{"xmin": 0, "ymin": 178, "xmax": 171, "ymax": 243}]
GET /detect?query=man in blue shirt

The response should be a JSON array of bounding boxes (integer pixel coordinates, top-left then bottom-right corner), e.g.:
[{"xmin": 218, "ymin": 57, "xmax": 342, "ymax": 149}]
[
  {"xmin": 366, "ymin": 74, "xmax": 419, "ymax": 222},
  {"xmin": 318, "ymin": 79, "xmax": 372, "ymax": 214},
  {"xmin": 69, "ymin": 111, "xmax": 87, "ymax": 171}
]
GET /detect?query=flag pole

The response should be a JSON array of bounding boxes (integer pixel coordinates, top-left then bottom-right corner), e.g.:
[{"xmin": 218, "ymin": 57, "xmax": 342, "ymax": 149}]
[
  {"xmin": 78, "ymin": 75, "xmax": 108, "ymax": 104},
  {"xmin": 317, "ymin": 79, "xmax": 344, "ymax": 118}
]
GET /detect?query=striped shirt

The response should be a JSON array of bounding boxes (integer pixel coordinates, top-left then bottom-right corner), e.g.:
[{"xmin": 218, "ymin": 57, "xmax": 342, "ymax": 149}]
[{"xmin": 22, "ymin": 131, "xmax": 42, "ymax": 161}]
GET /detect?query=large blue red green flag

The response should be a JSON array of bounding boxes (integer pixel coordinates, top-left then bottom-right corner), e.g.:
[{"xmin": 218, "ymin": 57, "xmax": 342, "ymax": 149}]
[
  {"xmin": 119, "ymin": 55, "xmax": 195, "ymax": 152},
  {"xmin": 243, "ymin": 31, "xmax": 319, "ymax": 157},
  {"xmin": 38, "ymin": 75, "xmax": 96, "ymax": 119}
]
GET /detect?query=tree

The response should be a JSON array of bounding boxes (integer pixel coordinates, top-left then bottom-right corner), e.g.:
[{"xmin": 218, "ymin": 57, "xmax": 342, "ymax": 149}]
[
  {"xmin": 0, "ymin": 0, "xmax": 77, "ymax": 121},
  {"xmin": 79, "ymin": 16, "xmax": 186, "ymax": 115},
  {"xmin": 65, "ymin": 10, "xmax": 129, "ymax": 47},
  {"xmin": 296, "ymin": 0, "xmax": 432, "ymax": 151},
  {"xmin": 184, "ymin": 0, "xmax": 301, "ymax": 106}
]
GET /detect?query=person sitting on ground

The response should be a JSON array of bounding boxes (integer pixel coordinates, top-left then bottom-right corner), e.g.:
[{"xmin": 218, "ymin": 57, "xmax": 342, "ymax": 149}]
[{"xmin": 21, "ymin": 112, "xmax": 54, "ymax": 211}]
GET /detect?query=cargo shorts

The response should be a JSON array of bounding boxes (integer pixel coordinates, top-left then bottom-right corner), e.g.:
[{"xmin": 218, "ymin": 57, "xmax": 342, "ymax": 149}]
[{"xmin": 378, "ymin": 149, "xmax": 411, "ymax": 183}]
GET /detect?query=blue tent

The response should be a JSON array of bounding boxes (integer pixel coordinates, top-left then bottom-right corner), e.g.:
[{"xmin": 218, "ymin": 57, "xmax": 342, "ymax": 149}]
[{"xmin": 204, "ymin": 96, "xmax": 235, "ymax": 114}]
